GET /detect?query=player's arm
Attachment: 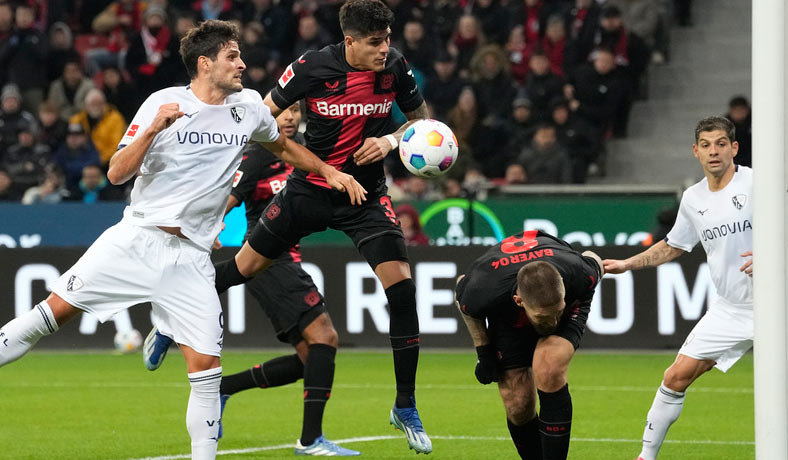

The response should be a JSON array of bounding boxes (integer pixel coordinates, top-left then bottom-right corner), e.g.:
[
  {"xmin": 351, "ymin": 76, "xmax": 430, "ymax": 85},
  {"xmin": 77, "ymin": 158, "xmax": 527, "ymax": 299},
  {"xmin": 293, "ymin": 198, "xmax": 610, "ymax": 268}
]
[
  {"xmin": 261, "ymin": 134, "xmax": 368, "ymax": 205},
  {"xmin": 354, "ymin": 101, "xmax": 430, "ymax": 166},
  {"xmin": 603, "ymin": 239, "xmax": 685, "ymax": 274},
  {"xmin": 456, "ymin": 275, "xmax": 500, "ymax": 384},
  {"xmin": 108, "ymin": 103, "xmax": 183, "ymax": 184}
]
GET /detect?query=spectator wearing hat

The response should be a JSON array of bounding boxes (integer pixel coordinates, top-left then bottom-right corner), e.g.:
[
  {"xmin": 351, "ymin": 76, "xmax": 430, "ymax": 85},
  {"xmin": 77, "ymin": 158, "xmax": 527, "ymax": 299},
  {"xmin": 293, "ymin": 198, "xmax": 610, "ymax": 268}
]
[
  {"xmin": 46, "ymin": 22, "xmax": 82, "ymax": 84},
  {"xmin": 36, "ymin": 101, "xmax": 69, "ymax": 152},
  {"xmin": 66, "ymin": 163, "xmax": 126, "ymax": 203},
  {"xmin": 725, "ymin": 95, "xmax": 751, "ymax": 168},
  {"xmin": 52, "ymin": 123, "xmax": 100, "ymax": 189},
  {"xmin": 69, "ymin": 88, "xmax": 127, "ymax": 167},
  {"xmin": 4, "ymin": 120, "xmax": 52, "ymax": 196},
  {"xmin": 424, "ymin": 52, "xmax": 466, "ymax": 121},
  {"xmin": 1, "ymin": 84, "xmax": 40, "ymax": 153},
  {"xmin": 505, "ymin": 93, "xmax": 538, "ymax": 163},
  {"xmin": 514, "ymin": 123, "xmax": 572, "ymax": 184},
  {"xmin": 522, "ymin": 49, "xmax": 565, "ymax": 121},
  {"xmin": 47, "ymin": 58, "xmax": 95, "ymax": 121},
  {"xmin": 5, "ymin": 4, "xmax": 48, "ymax": 113},
  {"xmin": 125, "ymin": 5, "xmax": 180, "ymax": 105}
]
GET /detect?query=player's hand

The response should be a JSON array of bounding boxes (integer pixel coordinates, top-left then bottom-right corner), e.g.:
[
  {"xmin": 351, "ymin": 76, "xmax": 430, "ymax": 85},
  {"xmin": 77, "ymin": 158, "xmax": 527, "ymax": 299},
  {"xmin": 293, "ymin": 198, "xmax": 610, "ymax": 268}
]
[
  {"xmin": 602, "ymin": 258, "xmax": 629, "ymax": 274},
  {"xmin": 212, "ymin": 223, "xmax": 226, "ymax": 250},
  {"xmin": 474, "ymin": 344, "xmax": 500, "ymax": 385},
  {"xmin": 739, "ymin": 251, "xmax": 753, "ymax": 277},
  {"xmin": 150, "ymin": 103, "xmax": 184, "ymax": 134},
  {"xmin": 353, "ymin": 137, "xmax": 392, "ymax": 166},
  {"xmin": 323, "ymin": 168, "xmax": 368, "ymax": 205}
]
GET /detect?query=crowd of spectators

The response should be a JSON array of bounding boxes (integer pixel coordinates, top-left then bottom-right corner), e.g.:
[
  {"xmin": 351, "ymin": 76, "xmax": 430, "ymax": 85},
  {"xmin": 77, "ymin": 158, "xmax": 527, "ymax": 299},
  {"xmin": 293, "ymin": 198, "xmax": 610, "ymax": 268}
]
[{"xmin": 0, "ymin": 0, "xmax": 698, "ymax": 205}]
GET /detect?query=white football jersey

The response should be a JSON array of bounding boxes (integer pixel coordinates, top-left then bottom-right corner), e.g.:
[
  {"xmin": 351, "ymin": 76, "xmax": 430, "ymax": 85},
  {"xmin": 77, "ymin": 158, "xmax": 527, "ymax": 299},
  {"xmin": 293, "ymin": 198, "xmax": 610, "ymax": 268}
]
[
  {"xmin": 118, "ymin": 86, "xmax": 279, "ymax": 251},
  {"xmin": 666, "ymin": 166, "xmax": 753, "ymax": 306}
]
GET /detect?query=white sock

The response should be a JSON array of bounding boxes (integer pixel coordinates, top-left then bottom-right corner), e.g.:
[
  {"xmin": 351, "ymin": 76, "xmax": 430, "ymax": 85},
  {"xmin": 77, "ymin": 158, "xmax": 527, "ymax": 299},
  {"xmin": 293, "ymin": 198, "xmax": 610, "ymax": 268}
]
[
  {"xmin": 186, "ymin": 366, "xmax": 222, "ymax": 460},
  {"xmin": 639, "ymin": 382, "xmax": 685, "ymax": 460},
  {"xmin": 0, "ymin": 301, "xmax": 58, "ymax": 366}
]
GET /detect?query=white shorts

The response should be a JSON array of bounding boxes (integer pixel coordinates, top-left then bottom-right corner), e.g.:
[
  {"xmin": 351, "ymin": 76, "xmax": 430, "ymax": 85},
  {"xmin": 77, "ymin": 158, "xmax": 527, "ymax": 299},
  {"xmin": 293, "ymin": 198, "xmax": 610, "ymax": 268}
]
[
  {"xmin": 51, "ymin": 221, "xmax": 223, "ymax": 356},
  {"xmin": 678, "ymin": 297, "xmax": 753, "ymax": 372}
]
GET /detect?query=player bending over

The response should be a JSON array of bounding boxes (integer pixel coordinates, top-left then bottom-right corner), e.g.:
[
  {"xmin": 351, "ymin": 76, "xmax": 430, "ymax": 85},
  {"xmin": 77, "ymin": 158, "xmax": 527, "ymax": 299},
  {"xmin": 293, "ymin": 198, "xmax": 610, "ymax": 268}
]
[
  {"xmin": 208, "ymin": 0, "xmax": 433, "ymax": 453},
  {"xmin": 603, "ymin": 116, "xmax": 753, "ymax": 460},
  {"xmin": 0, "ymin": 20, "xmax": 363, "ymax": 460},
  {"xmin": 456, "ymin": 230, "xmax": 603, "ymax": 460},
  {"xmin": 144, "ymin": 101, "xmax": 359, "ymax": 456}
]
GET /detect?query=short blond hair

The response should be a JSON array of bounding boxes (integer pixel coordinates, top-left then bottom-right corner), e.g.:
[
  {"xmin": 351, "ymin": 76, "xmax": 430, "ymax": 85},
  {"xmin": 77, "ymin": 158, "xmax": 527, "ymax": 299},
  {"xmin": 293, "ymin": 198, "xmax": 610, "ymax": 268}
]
[{"xmin": 517, "ymin": 261, "xmax": 564, "ymax": 308}]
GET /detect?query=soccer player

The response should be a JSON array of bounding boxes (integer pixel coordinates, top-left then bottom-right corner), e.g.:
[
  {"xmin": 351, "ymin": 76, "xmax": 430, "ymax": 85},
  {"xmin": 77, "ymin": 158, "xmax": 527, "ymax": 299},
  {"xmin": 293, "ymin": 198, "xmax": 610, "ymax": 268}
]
[
  {"xmin": 456, "ymin": 230, "xmax": 603, "ymax": 460},
  {"xmin": 603, "ymin": 116, "xmax": 753, "ymax": 460},
  {"xmin": 209, "ymin": 0, "xmax": 432, "ymax": 453},
  {"xmin": 0, "ymin": 20, "xmax": 363, "ymax": 460},
  {"xmin": 144, "ymin": 101, "xmax": 360, "ymax": 456}
]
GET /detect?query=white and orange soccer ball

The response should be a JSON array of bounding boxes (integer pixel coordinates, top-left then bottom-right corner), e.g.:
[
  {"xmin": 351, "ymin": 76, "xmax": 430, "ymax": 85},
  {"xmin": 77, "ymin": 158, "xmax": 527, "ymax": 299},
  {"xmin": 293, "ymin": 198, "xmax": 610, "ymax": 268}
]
[
  {"xmin": 399, "ymin": 119, "xmax": 459, "ymax": 178},
  {"xmin": 114, "ymin": 328, "xmax": 143, "ymax": 353}
]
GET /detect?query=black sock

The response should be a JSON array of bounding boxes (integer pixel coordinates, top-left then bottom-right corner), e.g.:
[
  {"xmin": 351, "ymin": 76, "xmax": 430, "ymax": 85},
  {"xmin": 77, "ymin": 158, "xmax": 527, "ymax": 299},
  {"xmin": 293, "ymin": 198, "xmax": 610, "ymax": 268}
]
[
  {"xmin": 220, "ymin": 354, "xmax": 303, "ymax": 395},
  {"xmin": 301, "ymin": 343, "xmax": 336, "ymax": 446},
  {"xmin": 386, "ymin": 278, "xmax": 419, "ymax": 408},
  {"xmin": 214, "ymin": 258, "xmax": 252, "ymax": 294},
  {"xmin": 538, "ymin": 384, "xmax": 573, "ymax": 460},
  {"xmin": 507, "ymin": 417, "xmax": 542, "ymax": 460}
]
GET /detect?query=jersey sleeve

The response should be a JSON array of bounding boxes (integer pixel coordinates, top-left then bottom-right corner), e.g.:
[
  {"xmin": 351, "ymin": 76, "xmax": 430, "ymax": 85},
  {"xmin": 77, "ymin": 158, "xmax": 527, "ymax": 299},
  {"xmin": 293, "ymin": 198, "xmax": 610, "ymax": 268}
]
[
  {"xmin": 117, "ymin": 93, "xmax": 158, "ymax": 149},
  {"xmin": 230, "ymin": 149, "xmax": 261, "ymax": 203},
  {"xmin": 270, "ymin": 53, "xmax": 312, "ymax": 110},
  {"xmin": 393, "ymin": 55, "xmax": 424, "ymax": 113},
  {"xmin": 455, "ymin": 274, "xmax": 491, "ymax": 320},
  {"xmin": 250, "ymin": 99, "xmax": 280, "ymax": 144},
  {"xmin": 665, "ymin": 193, "xmax": 699, "ymax": 251}
]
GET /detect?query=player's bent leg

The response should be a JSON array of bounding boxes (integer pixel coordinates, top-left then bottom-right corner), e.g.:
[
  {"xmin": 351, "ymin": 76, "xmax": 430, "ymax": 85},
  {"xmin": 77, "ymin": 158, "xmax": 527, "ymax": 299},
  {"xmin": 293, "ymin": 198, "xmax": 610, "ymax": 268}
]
[
  {"xmin": 0, "ymin": 293, "xmax": 80, "ymax": 366},
  {"xmin": 638, "ymin": 354, "xmax": 715, "ymax": 460},
  {"xmin": 532, "ymin": 336, "xmax": 576, "ymax": 460},
  {"xmin": 181, "ymin": 345, "xmax": 222, "ymax": 460},
  {"xmin": 213, "ymin": 243, "xmax": 274, "ymax": 294},
  {"xmin": 498, "ymin": 367, "xmax": 541, "ymax": 460},
  {"xmin": 143, "ymin": 327, "xmax": 174, "ymax": 371}
]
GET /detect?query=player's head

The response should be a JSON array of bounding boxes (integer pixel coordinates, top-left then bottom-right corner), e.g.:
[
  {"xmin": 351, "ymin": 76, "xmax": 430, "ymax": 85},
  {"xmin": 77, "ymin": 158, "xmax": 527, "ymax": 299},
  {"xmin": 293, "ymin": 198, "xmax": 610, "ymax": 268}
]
[
  {"xmin": 340, "ymin": 0, "xmax": 394, "ymax": 72},
  {"xmin": 692, "ymin": 116, "xmax": 739, "ymax": 178},
  {"xmin": 513, "ymin": 261, "xmax": 566, "ymax": 336},
  {"xmin": 180, "ymin": 19, "xmax": 244, "ymax": 92},
  {"xmin": 276, "ymin": 101, "xmax": 303, "ymax": 139}
]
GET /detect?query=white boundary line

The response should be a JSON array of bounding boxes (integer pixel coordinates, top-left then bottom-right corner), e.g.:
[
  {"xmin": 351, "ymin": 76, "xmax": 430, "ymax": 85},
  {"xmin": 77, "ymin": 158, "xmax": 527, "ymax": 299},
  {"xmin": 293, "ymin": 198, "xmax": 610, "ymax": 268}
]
[{"xmin": 126, "ymin": 435, "xmax": 755, "ymax": 460}]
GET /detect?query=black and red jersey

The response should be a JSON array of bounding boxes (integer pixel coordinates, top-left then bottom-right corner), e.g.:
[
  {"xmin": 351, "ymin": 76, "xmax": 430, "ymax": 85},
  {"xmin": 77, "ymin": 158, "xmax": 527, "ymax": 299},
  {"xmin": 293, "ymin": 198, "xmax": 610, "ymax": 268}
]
[
  {"xmin": 230, "ymin": 134, "xmax": 305, "ymax": 263},
  {"xmin": 270, "ymin": 43, "xmax": 424, "ymax": 192},
  {"xmin": 456, "ymin": 230, "xmax": 601, "ymax": 323}
]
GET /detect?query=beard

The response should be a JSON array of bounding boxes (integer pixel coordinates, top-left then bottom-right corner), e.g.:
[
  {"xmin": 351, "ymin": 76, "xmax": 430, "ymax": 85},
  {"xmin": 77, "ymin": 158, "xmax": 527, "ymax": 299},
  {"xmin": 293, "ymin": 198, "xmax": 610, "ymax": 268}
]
[{"xmin": 532, "ymin": 322, "xmax": 559, "ymax": 336}]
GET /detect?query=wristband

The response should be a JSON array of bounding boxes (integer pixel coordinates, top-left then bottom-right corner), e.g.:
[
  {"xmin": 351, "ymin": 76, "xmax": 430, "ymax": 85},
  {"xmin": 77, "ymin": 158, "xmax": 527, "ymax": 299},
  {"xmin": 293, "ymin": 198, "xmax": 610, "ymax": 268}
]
[{"xmin": 384, "ymin": 134, "xmax": 398, "ymax": 150}]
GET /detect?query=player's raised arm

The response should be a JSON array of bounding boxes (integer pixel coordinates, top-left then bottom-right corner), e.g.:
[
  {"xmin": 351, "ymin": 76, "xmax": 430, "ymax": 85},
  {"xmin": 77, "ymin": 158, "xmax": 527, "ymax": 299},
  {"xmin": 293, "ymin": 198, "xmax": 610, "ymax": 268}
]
[
  {"xmin": 262, "ymin": 134, "xmax": 368, "ymax": 205},
  {"xmin": 108, "ymin": 103, "xmax": 183, "ymax": 184},
  {"xmin": 603, "ymin": 239, "xmax": 685, "ymax": 274},
  {"xmin": 353, "ymin": 101, "xmax": 430, "ymax": 166}
]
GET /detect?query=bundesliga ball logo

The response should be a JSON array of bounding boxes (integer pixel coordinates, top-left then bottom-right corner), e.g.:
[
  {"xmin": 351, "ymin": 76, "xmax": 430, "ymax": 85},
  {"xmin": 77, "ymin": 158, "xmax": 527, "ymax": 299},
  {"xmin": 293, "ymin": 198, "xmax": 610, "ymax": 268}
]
[{"xmin": 399, "ymin": 119, "xmax": 459, "ymax": 178}]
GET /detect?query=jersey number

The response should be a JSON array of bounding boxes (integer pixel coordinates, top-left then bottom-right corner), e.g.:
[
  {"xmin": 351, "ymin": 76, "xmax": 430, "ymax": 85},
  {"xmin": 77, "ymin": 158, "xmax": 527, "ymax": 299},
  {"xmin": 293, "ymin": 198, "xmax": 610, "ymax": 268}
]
[
  {"xmin": 500, "ymin": 230, "xmax": 539, "ymax": 254},
  {"xmin": 380, "ymin": 196, "xmax": 398, "ymax": 224}
]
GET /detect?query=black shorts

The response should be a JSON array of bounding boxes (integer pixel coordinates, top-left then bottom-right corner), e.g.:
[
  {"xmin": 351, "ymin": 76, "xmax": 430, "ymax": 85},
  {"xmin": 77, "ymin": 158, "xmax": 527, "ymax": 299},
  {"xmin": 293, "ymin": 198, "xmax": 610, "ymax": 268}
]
[
  {"xmin": 248, "ymin": 179, "xmax": 408, "ymax": 269},
  {"xmin": 488, "ymin": 303, "xmax": 590, "ymax": 370},
  {"xmin": 245, "ymin": 260, "xmax": 327, "ymax": 346}
]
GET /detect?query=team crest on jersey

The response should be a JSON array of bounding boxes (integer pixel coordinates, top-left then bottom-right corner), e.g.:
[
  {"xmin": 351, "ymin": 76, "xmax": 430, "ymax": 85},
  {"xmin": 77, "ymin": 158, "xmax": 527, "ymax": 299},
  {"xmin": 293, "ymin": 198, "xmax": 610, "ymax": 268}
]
[
  {"xmin": 380, "ymin": 74, "xmax": 394, "ymax": 90},
  {"xmin": 732, "ymin": 194, "xmax": 747, "ymax": 210},
  {"xmin": 66, "ymin": 275, "xmax": 84, "ymax": 292},
  {"xmin": 230, "ymin": 107, "xmax": 245, "ymax": 123},
  {"xmin": 266, "ymin": 203, "xmax": 281, "ymax": 220}
]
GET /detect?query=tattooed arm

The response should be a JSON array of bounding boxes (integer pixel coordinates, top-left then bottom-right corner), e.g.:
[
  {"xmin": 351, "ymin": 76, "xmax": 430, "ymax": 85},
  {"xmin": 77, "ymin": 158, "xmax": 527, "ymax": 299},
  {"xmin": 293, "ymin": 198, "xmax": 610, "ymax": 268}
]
[
  {"xmin": 603, "ymin": 240, "xmax": 685, "ymax": 274},
  {"xmin": 353, "ymin": 101, "xmax": 431, "ymax": 166}
]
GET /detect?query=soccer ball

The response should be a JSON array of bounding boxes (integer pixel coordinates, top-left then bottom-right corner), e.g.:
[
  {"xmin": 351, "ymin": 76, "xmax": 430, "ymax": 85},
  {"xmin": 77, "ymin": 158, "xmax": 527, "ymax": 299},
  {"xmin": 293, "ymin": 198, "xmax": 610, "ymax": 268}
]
[
  {"xmin": 399, "ymin": 119, "xmax": 459, "ymax": 178},
  {"xmin": 114, "ymin": 329, "xmax": 143, "ymax": 353}
]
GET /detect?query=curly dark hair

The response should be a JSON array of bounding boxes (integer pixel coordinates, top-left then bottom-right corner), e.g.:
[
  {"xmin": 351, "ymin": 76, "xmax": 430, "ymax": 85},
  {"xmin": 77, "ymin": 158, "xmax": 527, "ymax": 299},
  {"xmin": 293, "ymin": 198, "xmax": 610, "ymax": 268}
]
[
  {"xmin": 179, "ymin": 20, "xmax": 241, "ymax": 79},
  {"xmin": 339, "ymin": 0, "xmax": 394, "ymax": 38},
  {"xmin": 695, "ymin": 116, "xmax": 736, "ymax": 143}
]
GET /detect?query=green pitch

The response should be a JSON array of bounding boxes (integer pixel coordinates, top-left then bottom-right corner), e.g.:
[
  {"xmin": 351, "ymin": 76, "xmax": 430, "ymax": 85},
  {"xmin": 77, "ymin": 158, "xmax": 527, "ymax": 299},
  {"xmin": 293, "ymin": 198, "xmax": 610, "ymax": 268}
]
[{"xmin": 0, "ymin": 350, "xmax": 753, "ymax": 460}]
